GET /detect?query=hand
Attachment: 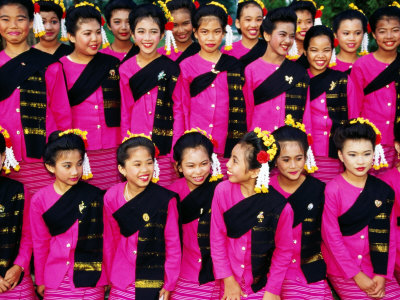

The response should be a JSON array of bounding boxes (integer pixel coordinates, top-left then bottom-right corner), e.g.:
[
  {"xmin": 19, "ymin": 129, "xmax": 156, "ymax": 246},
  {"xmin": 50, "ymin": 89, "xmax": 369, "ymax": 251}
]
[
  {"xmin": 262, "ymin": 291, "xmax": 281, "ymax": 300},
  {"xmin": 159, "ymin": 288, "xmax": 170, "ymax": 300},
  {"xmin": 0, "ymin": 276, "xmax": 11, "ymax": 293},
  {"xmin": 353, "ymin": 271, "xmax": 376, "ymax": 294},
  {"xmin": 37, "ymin": 285, "xmax": 45, "ymax": 297},
  {"xmin": 4, "ymin": 265, "xmax": 22, "ymax": 290},
  {"xmin": 367, "ymin": 276, "xmax": 386, "ymax": 299},
  {"xmin": 222, "ymin": 276, "xmax": 244, "ymax": 300}
]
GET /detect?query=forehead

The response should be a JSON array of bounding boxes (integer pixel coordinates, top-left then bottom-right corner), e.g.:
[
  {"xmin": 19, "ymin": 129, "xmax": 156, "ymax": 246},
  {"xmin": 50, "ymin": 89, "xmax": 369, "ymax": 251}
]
[
  {"xmin": 126, "ymin": 146, "xmax": 152, "ymax": 160},
  {"xmin": 135, "ymin": 16, "xmax": 160, "ymax": 29},
  {"xmin": 342, "ymin": 139, "xmax": 374, "ymax": 151},
  {"xmin": 56, "ymin": 149, "xmax": 82, "ymax": 162},
  {"xmin": 77, "ymin": 18, "xmax": 101, "ymax": 31},
  {"xmin": 296, "ymin": 9, "xmax": 312, "ymax": 19},
  {"xmin": 278, "ymin": 141, "xmax": 304, "ymax": 156},
  {"xmin": 376, "ymin": 17, "xmax": 400, "ymax": 28},
  {"xmin": 40, "ymin": 10, "xmax": 59, "ymax": 18},
  {"xmin": 273, "ymin": 21, "xmax": 295, "ymax": 33},
  {"xmin": 338, "ymin": 18, "xmax": 363, "ymax": 30},
  {"xmin": 198, "ymin": 16, "xmax": 223, "ymax": 30},
  {"xmin": 171, "ymin": 8, "xmax": 191, "ymax": 20},
  {"xmin": 182, "ymin": 146, "xmax": 209, "ymax": 161},
  {"xmin": 309, "ymin": 35, "xmax": 332, "ymax": 46},
  {"xmin": 240, "ymin": 4, "xmax": 263, "ymax": 17},
  {"xmin": 0, "ymin": 3, "xmax": 28, "ymax": 17},
  {"xmin": 111, "ymin": 8, "xmax": 131, "ymax": 19}
]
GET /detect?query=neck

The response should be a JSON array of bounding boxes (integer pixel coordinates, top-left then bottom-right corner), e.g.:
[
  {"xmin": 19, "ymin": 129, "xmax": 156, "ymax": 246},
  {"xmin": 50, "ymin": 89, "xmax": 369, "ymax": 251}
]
[
  {"xmin": 111, "ymin": 38, "xmax": 133, "ymax": 53},
  {"xmin": 176, "ymin": 39, "xmax": 193, "ymax": 52},
  {"xmin": 136, "ymin": 50, "xmax": 160, "ymax": 68},
  {"xmin": 296, "ymin": 39, "xmax": 304, "ymax": 55},
  {"xmin": 262, "ymin": 47, "xmax": 286, "ymax": 65},
  {"xmin": 126, "ymin": 181, "xmax": 146, "ymax": 200},
  {"xmin": 240, "ymin": 179, "xmax": 256, "ymax": 198},
  {"xmin": 241, "ymin": 36, "xmax": 259, "ymax": 49},
  {"xmin": 36, "ymin": 38, "xmax": 61, "ymax": 54},
  {"xmin": 199, "ymin": 49, "xmax": 221, "ymax": 63},
  {"xmin": 342, "ymin": 170, "xmax": 368, "ymax": 188},
  {"xmin": 277, "ymin": 173, "xmax": 305, "ymax": 194},
  {"xmin": 4, "ymin": 42, "xmax": 30, "ymax": 58},
  {"xmin": 373, "ymin": 48, "xmax": 398, "ymax": 64},
  {"xmin": 336, "ymin": 50, "xmax": 358, "ymax": 64},
  {"xmin": 69, "ymin": 50, "xmax": 95, "ymax": 64},
  {"xmin": 53, "ymin": 180, "xmax": 73, "ymax": 195},
  {"xmin": 310, "ymin": 66, "xmax": 327, "ymax": 76}
]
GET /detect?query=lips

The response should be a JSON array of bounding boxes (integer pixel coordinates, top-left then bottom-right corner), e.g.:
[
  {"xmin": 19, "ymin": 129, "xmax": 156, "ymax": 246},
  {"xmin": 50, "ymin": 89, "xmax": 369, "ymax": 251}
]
[
  {"xmin": 315, "ymin": 60, "xmax": 326, "ymax": 67},
  {"xmin": 356, "ymin": 167, "xmax": 366, "ymax": 172},
  {"xmin": 384, "ymin": 41, "xmax": 395, "ymax": 47},
  {"xmin": 193, "ymin": 176, "xmax": 205, "ymax": 182},
  {"xmin": 206, "ymin": 43, "xmax": 216, "ymax": 48},
  {"xmin": 119, "ymin": 32, "xmax": 129, "ymax": 36},
  {"xmin": 139, "ymin": 175, "xmax": 150, "ymax": 182},
  {"xmin": 299, "ymin": 31, "xmax": 307, "ymax": 37},
  {"xmin": 347, "ymin": 43, "xmax": 355, "ymax": 48},
  {"xmin": 70, "ymin": 177, "xmax": 79, "ymax": 182},
  {"xmin": 289, "ymin": 171, "xmax": 298, "ymax": 175},
  {"xmin": 281, "ymin": 45, "xmax": 289, "ymax": 51},
  {"xmin": 248, "ymin": 29, "xmax": 258, "ymax": 36},
  {"xmin": 8, "ymin": 31, "xmax": 21, "ymax": 36},
  {"xmin": 227, "ymin": 170, "xmax": 232, "ymax": 176},
  {"xmin": 45, "ymin": 31, "xmax": 55, "ymax": 36},
  {"xmin": 143, "ymin": 43, "xmax": 153, "ymax": 48},
  {"xmin": 177, "ymin": 34, "xmax": 188, "ymax": 40},
  {"xmin": 89, "ymin": 45, "xmax": 99, "ymax": 50}
]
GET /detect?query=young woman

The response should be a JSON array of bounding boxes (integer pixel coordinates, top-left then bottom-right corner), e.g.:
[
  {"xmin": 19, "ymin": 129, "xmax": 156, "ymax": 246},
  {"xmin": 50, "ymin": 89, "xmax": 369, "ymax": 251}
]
[
  {"xmin": 61, "ymin": 2, "xmax": 122, "ymax": 190},
  {"xmin": 332, "ymin": 8, "xmax": 368, "ymax": 74},
  {"xmin": 322, "ymin": 118, "xmax": 400, "ymax": 299},
  {"xmin": 0, "ymin": 126, "xmax": 34, "ymax": 299},
  {"xmin": 31, "ymin": 130, "xmax": 106, "ymax": 299},
  {"xmin": 351, "ymin": 6, "xmax": 400, "ymax": 169},
  {"xmin": 103, "ymin": 133, "xmax": 181, "ymax": 300},
  {"xmin": 211, "ymin": 128, "xmax": 294, "ymax": 300},
  {"xmin": 222, "ymin": 0, "xmax": 266, "ymax": 67},
  {"xmin": 270, "ymin": 122, "xmax": 333, "ymax": 299},
  {"xmin": 174, "ymin": 2, "xmax": 247, "ymax": 176},
  {"xmin": 32, "ymin": 0, "xmax": 73, "ymax": 59},
  {"xmin": 304, "ymin": 25, "xmax": 357, "ymax": 183},
  {"xmin": 101, "ymin": 0, "xmax": 137, "ymax": 61},
  {"xmin": 243, "ymin": 7, "xmax": 311, "ymax": 134},
  {"xmin": 168, "ymin": 129, "xmax": 223, "ymax": 299},
  {"xmin": 0, "ymin": 0, "xmax": 71, "ymax": 194}
]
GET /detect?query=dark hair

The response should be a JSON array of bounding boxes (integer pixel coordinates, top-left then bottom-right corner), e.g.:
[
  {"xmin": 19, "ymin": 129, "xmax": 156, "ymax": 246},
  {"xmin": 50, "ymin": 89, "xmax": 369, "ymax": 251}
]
[
  {"xmin": 332, "ymin": 9, "xmax": 368, "ymax": 33},
  {"xmin": 236, "ymin": 1, "xmax": 263, "ymax": 35},
  {"xmin": 65, "ymin": 5, "xmax": 101, "ymax": 35},
  {"xmin": 166, "ymin": 0, "xmax": 196, "ymax": 18},
  {"xmin": 173, "ymin": 132, "xmax": 213, "ymax": 166},
  {"xmin": 0, "ymin": 0, "xmax": 34, "ymax": 20},
  {"xmin": 0, "ymin": 134, "xmax": 5, "ymax": 154},
  {"xmin": 129, "ymin": 3, "xmax": 166, "ymax": 33},
  {"xmin": 288, "ymin": 0, "xmax": 316, "ymax": 20},
  {"xmin": 261, "ymin": 7, "xmax": 297, "ymax": 35},
  {"xmin": 304, "ymin": 25, "xmax": 334, "ymax": 50},
  {"xmin": 104, "ymin": 0, "xmax": 136, "ymax": 25},
  {"xmin": 43, "ymin": 131, "xmax": 86, "ymax": 166},
  {"xmin": 369, "ymin": 6, "xmax": 400, "ymax": 33},
  {"xmin": 117, "ymin": 137, "xmax": 155, "ymax": 167},
  {"xmin": 272, "ymin": 125, "xmax": 308, "ymax": 157},
  {"xmin": 333, "ymin": 120, "xmax": 376, "ymax": 151},
  {"xmin": 193, "ymin": 3, "xmax": 227, "ymax": 31},
  {"xmin": 394, "ymin": 121, "xmax": 400, "ymax": 143},
  {"xmin": 238, "ymin": 131, "xmax": 274, "ymax": 170},
  {"xmin": 37, "ymin": 1, "xmax": 63, "ymax": 20}
]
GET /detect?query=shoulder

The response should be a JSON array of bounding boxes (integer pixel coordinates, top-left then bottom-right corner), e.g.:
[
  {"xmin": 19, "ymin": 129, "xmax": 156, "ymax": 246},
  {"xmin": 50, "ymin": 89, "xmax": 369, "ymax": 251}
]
[
  {"xmin": 325, "ymin": 175, "xmax": 341, "ymax": 195},
  {"xmin": 119, "ymin": 55, "xmax": 136, "ymax": 73},
  {"xmin": 159, "ymin": 55, "xmax": 180, "ymax": 75},
  {"xmin": 214, "ymin": 180, "xmax": 233, "ymax": 194},
  {"xmin": 305, "ymin": 175, "xmax": 326, "ymax": 191},
  {"xmin": 97, "ymin": 52, "xmax": 120, "ymax": 65},
  {"xmin": 352, "ymin": 54, "xmax": 371, "ymax": 68},
  {"xmin": 104, "ymin": 182, "xmax": 124, "ymax": 200},
  {"xmin": 369, "ymin": 175, "xmax": 394, "ymax": 195},
  {"xmin": 31, "ymin": 184, "xmax": 54, "ymax": 204},
  {"xmin": 329, "ymin": 68, "xmax": 348, "ymax": 81},
  {"xmin": 0, "ymin": 176, "xmax": 24, "ymax": 195},
  {"xmin": 167, "ymin": 177, "xmax": 187, "ymax": 194}
]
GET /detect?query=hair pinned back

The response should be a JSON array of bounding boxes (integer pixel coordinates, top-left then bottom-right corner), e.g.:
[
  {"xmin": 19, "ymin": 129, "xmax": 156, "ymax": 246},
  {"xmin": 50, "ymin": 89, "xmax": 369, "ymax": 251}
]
[{"xmin": 261, "ymin": 7, "xmax": 297, "ymax": 35}]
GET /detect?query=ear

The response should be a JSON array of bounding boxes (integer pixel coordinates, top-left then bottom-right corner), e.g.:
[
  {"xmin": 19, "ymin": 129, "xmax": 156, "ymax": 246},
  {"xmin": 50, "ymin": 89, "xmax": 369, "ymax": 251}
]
[
  {"xmin": 337, "ymin": 150, "xmax": 344, "ymax": 163},
  {"xmin": 0, "ymin": 153, "xmax": 5, "ymax": 166},
  {"xmin": 176, "ymin": 162, "xmax": 183, "ymax": 173},
  {"xmin": 29, "ymin": 19, "xmax": 33, "ymax": 30},
  {"xmin": 249, "ymin": 167, "xmax": 260, "ymax": 179},
  {"xmin": 235, "ymin": 18, "xmax": 241, "ymax": 30},
  {"xmin": 395, "ymin": 141, "xmax": 400, "ymax": 155},
  {"xmin": 118, "ymin": 164, "xmax": 127, "ymax": 177},
  {"xmin": 193, "ymin": 28, "xmax": 198, "ymax": 40},
  {"xmin": 161, "ymin": 32, "xmax": 165, "ymax": 40},
  {"xmin": 68, "ymin": 33, "xmax": 76, "ymax": 44},
  {"xmin": 263, "ymin": 31, "xmax": 271, "ymax": 42},
  {"xmin": 45, "ymin": 163, "xmax": 55, "ymax": 174},
  {"xmin": 304, "ymin": 49, "xmax": 308, "ymax": 57},
  {"xmin": 334, "ymin": 32, "xmax": 337, "ymax": 39},
  {"xmin": 107, "ymin": 24, "xmax": 111, "ymax": 31},
  {"xmin": 371, "ymin": 31, "xmax": 376, "ymax": 40}
]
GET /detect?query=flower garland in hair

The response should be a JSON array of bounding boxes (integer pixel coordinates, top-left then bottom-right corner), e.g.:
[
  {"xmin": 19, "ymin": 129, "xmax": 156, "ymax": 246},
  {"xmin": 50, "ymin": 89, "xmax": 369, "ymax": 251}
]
[
  {"xmin": 253, "ymin": 127, "xmax": 278, "ymax": 193},
  {"xmin": 237, "ymin": 0, "xmax": 268, "ymax": 17},
  {"xmin": 184, "ymin": 127, "xmax": 223, "ymax": 181},
  {"xmin": 155, "ymin": 0, "xmax": 178, "ymax": 55},
  {"xmin": 0, "ymin": 126, "xmax": 20, "ymax": 174},
  {"xmin": 349, "ymin": 118, "xmax": 388, "ymax": 170},
  {"xmin": 58, "ymin": 129, "xmax": 93, "ymax": 180},
  {"xmin": 122, "ymin": 131, "xmax": 160, "ymax": 183},
  {"xmin": 74, "ymin": 1, "xmax": 110, "ymax": 48},
  {"xmin": 390, "ymin": 1, "xmax": 400, "ymax": 8},
  {"xmin": 284, "ymin": 114, "xmax": 318, "ymax": 173},
  {"xmin": 349, "ymin": 3, "xmax": 369, "ymax": 56},
  {"xmin": 206, "ymin": 1, "xmax": 233, "ymax": 51}
]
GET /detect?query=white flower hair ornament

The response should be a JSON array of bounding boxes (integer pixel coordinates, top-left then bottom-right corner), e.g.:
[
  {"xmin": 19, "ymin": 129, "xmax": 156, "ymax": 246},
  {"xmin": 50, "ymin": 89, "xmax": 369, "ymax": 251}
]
[{"xmin": 0, "ymin": 126, "xmax": 20, "ymax": 174}]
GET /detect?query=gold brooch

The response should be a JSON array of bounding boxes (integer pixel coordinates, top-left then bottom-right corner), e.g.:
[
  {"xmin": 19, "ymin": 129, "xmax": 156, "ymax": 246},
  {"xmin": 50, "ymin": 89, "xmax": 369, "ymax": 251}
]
[
  {"xmin": 257, "ymin": 211, "xmax": 264, "ymax": 223},
  {"xmin": 109, "ymin": 69, "xmax": 116, "ymax": 76},
  {"xmin": 329, "ymin": 81, "xmax": 336, "ymax": 91},
  {"xmin": 143, "ymin": 213, "xmax": 150, "ymax": 222},
  {"xmin": 211, "ymin": 68, "xmax": 220, "ymax": 74},
  {"xmin": 78, "ymin": 201, "xmax": 86, "ymax": 214},
  {"xmin": 0, "ymin": 204, "xmax": 4, "ymax": 213},
  {"xmin": 285, "ymin": 76, "xmax": 293, "ymax": 84},
  {"xmin": 200, "ymin": 208, "xmax": 204, "ymax": 215},
  {"xmin": 375, "ymin": 200, "xmax": 382, "ymax": 208}
]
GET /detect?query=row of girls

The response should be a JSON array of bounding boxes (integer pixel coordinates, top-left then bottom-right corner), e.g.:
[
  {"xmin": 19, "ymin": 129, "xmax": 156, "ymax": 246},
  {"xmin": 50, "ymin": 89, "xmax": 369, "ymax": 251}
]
[{"xmin": 1, "ymin": 0, "xmax": 400, "ymax": 299}]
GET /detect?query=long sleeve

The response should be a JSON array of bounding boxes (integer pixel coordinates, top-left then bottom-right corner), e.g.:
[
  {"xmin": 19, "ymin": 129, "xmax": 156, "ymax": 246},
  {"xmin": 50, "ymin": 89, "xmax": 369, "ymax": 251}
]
[
  {"xmin": 348, "ymin": 61, "xmax": 364, "ymax": 119},
  {"xmin": 265, "ymin": 203, "xmax": 294, "ymax": 295},
  {"xmin": 302, "ymin": 88, "xmax": 313, "ymax": 134},
  {"xmin": 172, "ymin": 74, "xmax": 189, "ymax": 148},
  {"xmin": 386, "ymin": 205, "xmax": 397, "ymax": 280},
  {"xmin": 120, "ymin": 65, "xmax": 135, "ymax": 138},
  {"xmin": 243, "ymin": 67, "xmax": 255, "ymax": 130}
]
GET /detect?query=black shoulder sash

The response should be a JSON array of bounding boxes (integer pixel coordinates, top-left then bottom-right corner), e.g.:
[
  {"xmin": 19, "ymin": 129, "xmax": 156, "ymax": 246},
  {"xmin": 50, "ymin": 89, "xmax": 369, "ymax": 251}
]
[
  {"xmin": 53, "ymin": 43, "xmax": 73, "ymax": 60},
  {"xmin": 240, "ymin": 39, "xmax": 267, "ymax": 67},
  {"xmin": 175, "ymin": 42, "xmax": 201, "ymax": 64},
  {"xmin": 120, "ymin": 45, "xmax": 140, "ymax": 64},
  {"xmin": 296, "ymin": 53, "xmax": 309, "ymax": 69}
]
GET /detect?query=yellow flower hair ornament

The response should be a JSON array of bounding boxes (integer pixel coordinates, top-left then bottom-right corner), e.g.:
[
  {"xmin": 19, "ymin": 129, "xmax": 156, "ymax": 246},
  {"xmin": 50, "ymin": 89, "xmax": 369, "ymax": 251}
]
[
  {"xmin": 253, "ymin": 127, "xmax": 278, "ymax": 193},
  {"xmin": 0, "ymin": 126, "xmax": 20, "ymax": 174},
  {"xmin": 349, "ymin": 3, "xmax": 369, "ymax": 56},
  {"xmin": 207, "ymin": 1, "xmax": 233, "ymax": 51},
  {"xmin": 238, "ymin": 0, "xmax": 267, "ymax": 16},
  {"xmin": 285, "ymin": 114, "xmax": 318, "ymax": 173},
  {"xmin": 155, "ymin": 0, "xmax": 178, "ymax": 55},
  {"xmin": 184, "ymin": 128, "xmax": 223, "ymax": 181},
  {"xmin": 349, "ymin": 118, "xmax": 388, "ymax": 170},
  {"xmin": 122, "ymin": 131, "xmax": 160, "ymax": 183},
  {"xmin": 58, "ymin": 129, "xmax": 93, "ymax": 180}
]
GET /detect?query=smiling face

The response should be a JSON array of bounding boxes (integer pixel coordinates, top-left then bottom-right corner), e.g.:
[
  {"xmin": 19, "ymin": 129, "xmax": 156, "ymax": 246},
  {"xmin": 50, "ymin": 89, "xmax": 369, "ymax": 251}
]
[
  {"xmin": 335, "ymin": 19, "xmax": 364, "ymax": 54},
  {"xmin": 236, "ymin": 4, "xmax": 263, "ymax": 43},
  {"xmin": 68, "ymin": 18, "xmax": 101, "ymax": 57},
  {"xmin": 295, "ymin": 9, "xmax": 313, "ymax": 42},
  {"xmin": 372, "ymin": 17, "xmax": 400, "ymax": 52},
  {"xmin": 171, "ymin": 8, "xmax": 193, "ymax": 45},
  {"xmin": 263, "ymin": 21, "xmax": 295, "ymax": 57},
  {"xmin": 194, "ymin": 16, "xmax": 224, "ymax": 55},
  {"xmin": 226, "ymin": 143, "xmax": 259, "ymax": 184},
  {"xmin": 39, "ymin": 10, "xmax": 60, "ymax": 42},
  {"xmin": 338, "ymin": 139, "xmax": 374, "ymax": 178},
  {"xmin": 108, "ymin": 9, "xmax": 131, "ymax": 42},
  {"xmin": 305, "ymin": 35, "xmax": 332, "ymax": 75},
  {"xmin": 0, "ymin": 4, "xmax": 32, "ymax": 45},
  {"xmin": 275, "ymin": 141, "xmax": 305, "ymax": 182},
  {"xmin": 132, "ymin": 16, "xmax": 162, "ymax": 56}
]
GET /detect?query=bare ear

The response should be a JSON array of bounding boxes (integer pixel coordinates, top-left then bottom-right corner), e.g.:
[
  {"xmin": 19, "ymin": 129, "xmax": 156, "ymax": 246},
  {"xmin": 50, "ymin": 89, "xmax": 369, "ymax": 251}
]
[
  {"xmin": 118, "ymin": 164, "xmax": 126, "ymax": 177},
  {"xmin": 68, "ymin": 33, "xmax": 76, "ymax": 44},
  {"xmin": 263, "ymin": 31, "xmax": 271, "ymax": 42},
  {"xmin": 337, "ymin": 150, "xmax": 344, "ymax": 163},
  {"xmin": 0, "ymin": 153, "xmax": 5, "ymax": 166},
  {"xmin": 395, "ymin": 141, "xmax": 400, "ymax": 155},
  {"xmin": 45, "ymin": 163, "xmax": 55, "ymax": 174},
  {"xmin": 235, "ymin": 18, "xmax": 241, "ymax": 30},
  {"xmin": 250, "ymin": 167, "xmax": 260, "ymax": 179}
]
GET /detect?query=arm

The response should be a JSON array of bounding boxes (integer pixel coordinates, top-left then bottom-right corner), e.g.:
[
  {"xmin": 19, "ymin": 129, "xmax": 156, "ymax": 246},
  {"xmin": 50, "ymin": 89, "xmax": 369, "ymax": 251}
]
[
  {"xmin": 172, "ymin": 74, "xmax": 189, "ymax": 149},
  {"xmin": 119, "ymin": 66, "xmax": 135, "ymax": 139},
  {"xmin": 243, "ymin": 67, "xmax": 254, "ymax": 130},
  {"xmin": 302, "ymin": 88, "xmax": 313, "ymax": 134},
  {"xmin": 348, "ymin": 63, "xmax": 364, "ymax": 118}
]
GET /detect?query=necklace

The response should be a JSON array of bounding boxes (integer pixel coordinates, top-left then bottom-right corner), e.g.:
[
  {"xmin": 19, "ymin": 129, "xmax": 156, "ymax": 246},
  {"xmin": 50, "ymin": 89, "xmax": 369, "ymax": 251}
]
[{"xmin": 124, "ymin": 183, "xmax": 132, "ymax": 201}]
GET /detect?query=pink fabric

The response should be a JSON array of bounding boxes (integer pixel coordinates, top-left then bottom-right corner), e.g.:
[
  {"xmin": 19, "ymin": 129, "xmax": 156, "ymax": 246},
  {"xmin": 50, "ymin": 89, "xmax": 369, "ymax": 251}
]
[
  {"xmin": 60, "ymin": 56, "xmax": 120, "ymax": 150},
  {"xmin": 321, "ymin": 174, "xmax": 396, "ymax": 280},
  {"xmin": 280, "ymin": 278, "xmax": 333, "ymax": 300},
  {"xmin": 329, "ymin": 275, "xmax": 400, "ymax": 300},
  {"xmin": 85, "ymin": 148, "xmax": 120, "ymax": 190},
  {"xmin": 243, "ymin": 57, "xmax": 312, "ymax": 133},
  {"xmin": 210, "ymin": 180, "xmax": 294, "ymax": 296},
  {"xmin": 99, "ymin": 47, "xmax": 127, "ymax": 61},
  {"xmin": 157, "ymin": 155, "xmax": 179, "ymax": 187},
  {"xmin": 311, "ymin": 156, "xmax": 344, "ymax": 184},
  {"xmin": 332, "ymin": 58, "xmax": 354, "ymax": 73},
  {"xmin": 0, "ymin": 50, "xmax": 72, "ymax": 163},
  {"xmin": 173, "ymin": 53, "xmax": 231, "ymax": 155},
  {"xmin": 350, "ymin": 53, "xmax": 397, "ymax": 146},
  {"xmin": 221, "ymin": 40, "xmax": 251, "ymax": 59},
  {"xmin": 219, "ymin": 284, "xmax": 267, "ymax": 299},
  {"xmin": 109, "ymin": 283, "xmax": 135, "ymax": 299},
  {"xmin": 170, "ymin": 277, "xmax": 221, "ymax": 300},
  {"xmin": 43, "ymin": 275, "xmax": 105, "ymax": 299},
  {"xmin": 158, "ymin": 46, "xmax": 182, "ymax": 61},
  {"xmin": 30, "ymin": 184, "xmax": 107, "ymax": 289},
  {"xmin": 103, "ymin": 182, "xmax": 181, "ymax": 291},
  {"xmin": 0, "ymin": 275, "xmax": 36, "ymax": 300}
]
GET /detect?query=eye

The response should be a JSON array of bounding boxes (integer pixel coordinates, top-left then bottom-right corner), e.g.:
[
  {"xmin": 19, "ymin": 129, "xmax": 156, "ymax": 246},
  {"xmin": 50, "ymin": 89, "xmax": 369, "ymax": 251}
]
[
  {"xmin": 349, "ymin": 153, "xmax": 356, "ymax": 157},
  {"xmin": 282, "ymin": 159, "xmax": 289, "ymax": 163},
  {"xmin": 77, "ymin": 162, "xmax": 83, "ymax": 166}
]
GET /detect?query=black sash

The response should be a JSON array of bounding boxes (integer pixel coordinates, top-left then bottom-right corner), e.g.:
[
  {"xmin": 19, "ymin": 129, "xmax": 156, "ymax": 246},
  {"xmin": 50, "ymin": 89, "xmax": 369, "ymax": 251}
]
[
  {"xmin": 310, "ymin": 68, "xmax": 349, "ymax": 158},
  {"xmin": 338, "ymin": 175, "xmax": 395, "ymax": 275},
  {"xmin": 189, "ymin": 54, "xmax": 247, "ymax": 157},
  {"xmin": 240, "ymin": 39, "xmax": 267, "ymax": 67},
  {"xmin": 253, "ymin": 59, "xmax": 309, "ymax": 122},
  {"xmin": 224, "ymin": 187, "xmax": 287, "ymax": 292},
  {"xmin": 181, "ymin": 177, "xmax": 220, "ymax": 284},
  {"xmin": 0, "ymin": 177, "xmax": 25, "ymax": 285},
  {"xmin": 53, "ymin": 43, "xmax": 73, "ymax": 60},
  {"xmin": 120, "ymin": 45, "xmax": 140, "ymax": 64},
  {"xmin": 129, "ymin": 55, "xmax": 180, "ymax": 155},
  {"xmin": 175, "ymin": 42, "xmax": 201, "ymax": 64},
  {"xmin": 67, "ymin": 52, "xmax": 121, "ymax": 127},
  {"xmin": 113, "ymin": 182, "xmax": 178, "ymax": 300},
  {"xmin": 287, "ymin": 176, "xmax": 326, "ymax": 283},
  {"xmin": 42, "ymin": 181, "xmax": 104, "ymax": 287},
  {"xmin": 296, "ymin": 53, "xmax": 309, "ymax": 69}
]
